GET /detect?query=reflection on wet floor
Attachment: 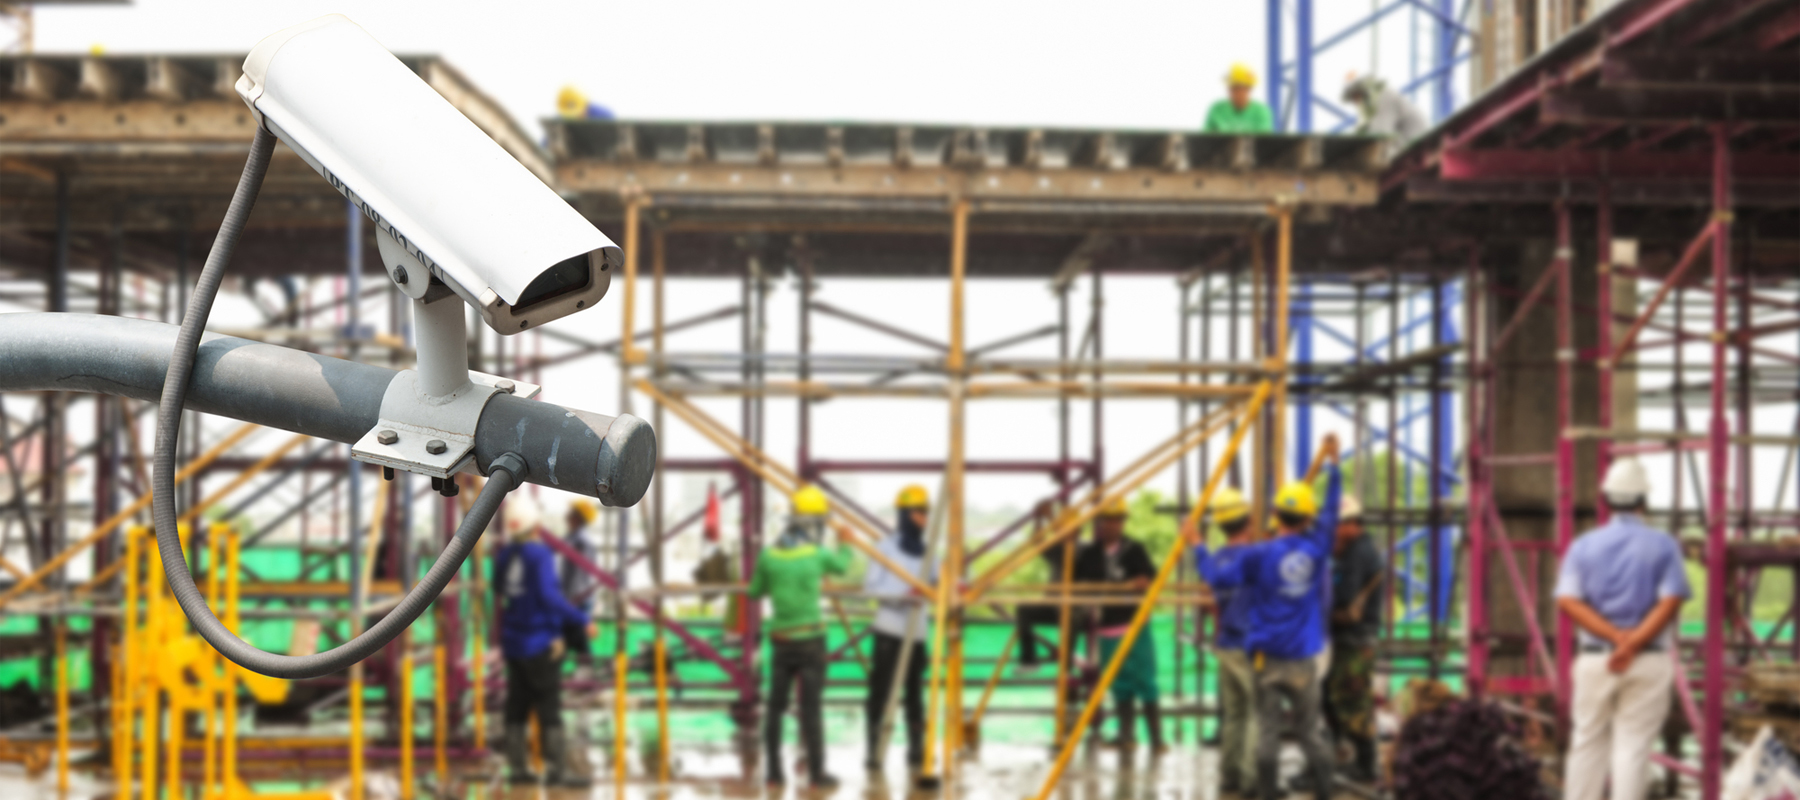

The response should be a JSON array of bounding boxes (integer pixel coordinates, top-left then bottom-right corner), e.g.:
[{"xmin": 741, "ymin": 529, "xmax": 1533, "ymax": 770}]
[{"xmin": 0, "ymin": 738, "xmax": 1319, "ymax": 800}]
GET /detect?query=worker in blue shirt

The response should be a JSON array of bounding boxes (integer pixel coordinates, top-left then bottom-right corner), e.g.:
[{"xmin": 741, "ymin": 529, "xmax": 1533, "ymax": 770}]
[
  {"xmin": 1197, "ymin": 487, "xmax": 1259, "ymax": 797},
  {"xmin": 494, "ymin": 499, "xmax": 596, "ymax": 787},
  {"xmin": 1192, "ymin": 434, "xmax": 1340, "ymax": 800},
  {"xmin": 1555, "ymin": 458, "xmax": 1690, "ymax": 800}
]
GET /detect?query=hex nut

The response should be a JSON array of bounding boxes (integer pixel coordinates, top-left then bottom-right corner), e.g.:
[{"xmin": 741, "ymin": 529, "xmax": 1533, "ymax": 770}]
[
  {"xmin": 376, "ymin": 430, "xmax": 399, "ymax": 445},
  {"xmin": 496, "ymin": 380, "xmax": 516, "ymax": 394},
  {"xmin": 426, "ymin": 439, "xmax": 447, "ymax": 455}
]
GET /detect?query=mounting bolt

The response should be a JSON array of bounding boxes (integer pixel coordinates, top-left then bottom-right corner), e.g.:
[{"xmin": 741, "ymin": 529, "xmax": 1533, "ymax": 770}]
[
  {"xmin": 393, "ymin": 265, "xmax": 409, "ymax": 285},
  {"xmin": 426, "ymin": 439, "xmax": 447, "ymax": 455},
  {"xmin": 496, "ymin": 380, "xmax": 516, "ymax": 394},
  {"xmin": 376, "ymin": 429, "xmax": 399, "ymax": 445}
]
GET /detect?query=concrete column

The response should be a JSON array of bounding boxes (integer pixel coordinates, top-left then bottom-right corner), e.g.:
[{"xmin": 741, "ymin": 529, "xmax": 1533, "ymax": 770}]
[{"xmin": 1487, "ymin": 232, "xmax": 1638, "ymax": 690}]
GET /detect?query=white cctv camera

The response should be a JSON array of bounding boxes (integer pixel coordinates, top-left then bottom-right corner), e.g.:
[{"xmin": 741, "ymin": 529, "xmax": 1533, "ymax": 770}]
[{"xmin": 235, "ymin": 14, "xmax": 618, "ymax": 334}]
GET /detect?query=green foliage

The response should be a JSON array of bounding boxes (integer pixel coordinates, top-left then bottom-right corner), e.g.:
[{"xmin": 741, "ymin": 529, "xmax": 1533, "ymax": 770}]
[
  {"xmin": 1324, "ymin": 448, "xmax": 1452, "ymax": 509},
  {"xmin": 1126, "ymin": 489, "xmax": 1180, "ymax": 566}
]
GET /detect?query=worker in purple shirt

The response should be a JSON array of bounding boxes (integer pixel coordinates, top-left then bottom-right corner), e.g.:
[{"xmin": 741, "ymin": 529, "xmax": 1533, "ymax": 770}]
[
  {"xmin": 1555, "ymin": 458, "xmax": 1690, "ymax": 800},
  {"xmin": 494, "ymin": 499, "xmax": 596, "ymax": 788},
  {"xmin": 1191, "ymin": 434, "xmax": 1341, "ymax": 800}
]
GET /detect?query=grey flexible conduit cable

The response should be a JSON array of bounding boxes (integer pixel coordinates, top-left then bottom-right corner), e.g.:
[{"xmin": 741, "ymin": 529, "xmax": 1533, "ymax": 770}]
[{"xmin": 151, "ymin": 125, "xmax": 526, "ymax": 679}]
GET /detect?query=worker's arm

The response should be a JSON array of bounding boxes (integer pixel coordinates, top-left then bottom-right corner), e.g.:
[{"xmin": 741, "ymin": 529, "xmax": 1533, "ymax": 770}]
[
  {"xmin": 532, "ymin": 546, "xmax": 588, "ymax": 628},
  {"xmin": 1555, "ymin": 596, "xmax": 1626, "ymax": 645},
  {"xmin": 1202, "ymin": 102, "xmax": 1225, "ymax": 133},
  {"xmin": 746, "ymin": 553, "xmax": 769, "ymax": 600},
  {"xmin": 1195, "ymin": 544, "xmax": 1248, "ymax": 590},
  {"xmin": 1624, "ymin": 596, "xmax": 1683, "ymax": 649},
  {"xmin": 1117, "ymin": 541, "xmax": 1155, "ymax": 592},
  {"xmin": 1553, "ymin": 543, "xmax": 1625, "ymax": 644},
  {"xmin": 861, "ymin": 546, "xmax": 895, "ymax": 596},
  {"xmin": 823, "ymin": 541, "xmax": 856, "ymax": 577},
  {"xmin": 1611, "ymin": 539, "xmax": 1693, "ymax": 670},
  {"xmin": 1308, "ymin": 460, "xmax": 1344, "ymax": 556},
  {"xmin": 1606, "ymin": 596, "xmax": 1684, "ymax": 674}
]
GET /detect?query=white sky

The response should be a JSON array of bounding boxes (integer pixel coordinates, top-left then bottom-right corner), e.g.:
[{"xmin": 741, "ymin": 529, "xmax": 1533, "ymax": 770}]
[
  {"xmin": 36, "ymin": 0, "xmax": 1461, "ymax": 135},
  {"xmin": 18, "ymin": 2, "xmax": 1793, "ymax": 549}
]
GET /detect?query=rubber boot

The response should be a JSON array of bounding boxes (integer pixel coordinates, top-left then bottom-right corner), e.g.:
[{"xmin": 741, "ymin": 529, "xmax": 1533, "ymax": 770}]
[
  {"xmin": 1105, "ymin": 698, "xmax": 1137, "ymax": 750},
  {"xmin": 1309, "ymin": 760, "xmax": 1336, "ymax": 800},
  {"xmin": 503, "ymin": 724, "xmax": 538, "ymax": 784},
  {"xmin": 1255, "ymin": 760, "xmax": 1281, "ymax": 800},
  {"xmin": 1349, "ymin": 735, "xmax": 1377, "ymax": 783},
  {"xmin": 1143, "ymin": 700, "xmax": 1168, "ymax": 756},
  {"xmin": 543, "ymin": 725, "xmax": 592, "ymax": 788}
]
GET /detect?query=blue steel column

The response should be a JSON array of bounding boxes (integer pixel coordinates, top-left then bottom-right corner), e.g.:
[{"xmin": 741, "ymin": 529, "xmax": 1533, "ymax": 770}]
[
  {"xmin": 1434, "ymin": 0, "xmax": 1455, "ymax": 121},
  {"xmin": 1294, "ymin": 282, "xmax": 1314, "ymax": 475},
  {"xmin": 1296, "ymin": 0, "xmax": 1313, "ymax": 132},
  {"xmin": 1267, "ymin": 0, "xmax": 1283, "ymax": 131},
  {"xmin": 1435, "ymin": 280, "xmax": 1458, "ymax": 622}
]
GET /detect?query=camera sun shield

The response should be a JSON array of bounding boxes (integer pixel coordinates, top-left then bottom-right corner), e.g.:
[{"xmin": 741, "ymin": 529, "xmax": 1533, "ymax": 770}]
[{"xmin": 236, "ymin": 14, "xmax": 619, "ymax": 334}]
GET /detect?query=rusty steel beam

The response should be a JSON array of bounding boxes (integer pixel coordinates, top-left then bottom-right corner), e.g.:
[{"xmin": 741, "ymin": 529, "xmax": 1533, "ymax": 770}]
[
  {"xmin": 1541, "ymin": 87, "xmax": 1800, "ymax": 126},
  {"xmin": 1600, "ymin": 50, "xmax": 1800, "ymax": 89},
  {"xmin": 555, "ymin": 162, "xmax": 1378, "ymax": 207}
]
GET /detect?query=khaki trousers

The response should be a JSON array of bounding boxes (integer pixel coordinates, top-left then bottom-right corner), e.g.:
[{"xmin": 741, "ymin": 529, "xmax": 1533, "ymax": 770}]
[
  {"xmin": 1216, "ymin": 648, "xmax": 1258, "ymax": 790},
  {"xmin": 1565, "ymin": 650, "xmax": 1673, "ymax": 800}
]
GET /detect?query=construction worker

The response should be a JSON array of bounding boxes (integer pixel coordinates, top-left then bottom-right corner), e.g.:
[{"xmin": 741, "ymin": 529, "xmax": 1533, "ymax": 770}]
[
  {"xmin": 862, "ymin": 484, "xmax": 936, "ymax": 772},
  {"xmin": 1075, "ymin": 496, "xmax": 1166, "ymax": 755},
  {"xmin": 749, "ymin": 485, "xmax": 854, "ymax": 789},
  {"xmin": 1190, "ymin": 487, "xmax": 1258, "ymax": 797},
  {"xmin": 1556, "ymin": 458, "xmax": 1690, "ymax": 800},
  {"xmin": 1341, "ymin": 73, "xmax": 1427, "ymax": 145},
  {"xmin": 1193, "ymin": 434, "xmax": 1341, "ymax": 800},
  {"xmin": 493, "ymin": 498, "xmax": 595, "ymax": 787},
  {"xmin": 555, "ymin": 84, "xmax": 614, "ymax": 120},
  {"xmin": 558, "ymin": 499, "xmax": 602, "ymax": 668},
  {"xmin": 1324, "ymin": 495, "xmax": 1383, "ymax": 783},
  {"xmin": 1014, "ymin": 500, "xmax": 1064, "ymax": 673},
  {"xmin": 1204, "ymin": 63, "xmax": 1275, "ymax": 134}
]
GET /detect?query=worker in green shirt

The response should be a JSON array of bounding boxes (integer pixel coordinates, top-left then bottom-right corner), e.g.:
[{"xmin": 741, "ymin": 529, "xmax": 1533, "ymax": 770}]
[
  {"xmin": 749, "ymin": 484, "xmax": 854, "ymax": 789},
  {"xmin": 1204, "ymin": 63, "xmax": 1275, "ymax": 134}
]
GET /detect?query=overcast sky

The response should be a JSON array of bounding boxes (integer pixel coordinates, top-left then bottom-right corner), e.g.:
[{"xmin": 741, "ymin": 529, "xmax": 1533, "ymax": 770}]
[{"xmin": 37, "ymin": 0, "xmax": 1448, "ymax": 136}]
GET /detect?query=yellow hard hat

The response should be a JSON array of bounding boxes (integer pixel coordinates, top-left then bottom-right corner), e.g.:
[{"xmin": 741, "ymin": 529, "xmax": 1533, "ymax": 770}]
[
  {"xmin": 1273, "ymin": 481, "xmax": 1318, "ymax": 518},
  {"xmin": 556, "ymin": 85, "xmax": 587, "ymax": 119},
  {"xmin": 1098, "ymin": 496, "xmax": 1130, "ymax": 519},
  {"xmin": 570, "ymin": 499, "xmax": 599, "ymax": 524},
  {"xmin": 1209, "ymin": 487, "xmax": 1251, "ymax": 525},
  {"xmin": 791, "ymin": 485, "xmax": 830, "ymax": 517},
  {"xmin": 896, "ymin": 484, "xmax": 930, "ymax": 509},
  {"xmin": 1226, "ymin": 63, "xmax": 1258, "ymax": 88}
]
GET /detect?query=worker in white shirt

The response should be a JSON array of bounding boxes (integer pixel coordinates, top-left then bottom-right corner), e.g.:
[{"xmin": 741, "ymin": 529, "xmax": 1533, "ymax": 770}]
[
  {"xmin": 863, "ymin": 484, "xmax": 937, "ymax": 772},
  {"xmin": 1554, "ymin": 458, "xmax": 1692, "ymax": 800}
]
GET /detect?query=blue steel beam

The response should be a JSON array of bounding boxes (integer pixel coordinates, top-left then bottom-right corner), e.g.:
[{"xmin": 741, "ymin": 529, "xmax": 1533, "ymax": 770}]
[
  {"xmin": 1268, "ymin": 0, "xmax": 1283, "ymax": 132},
  {"xmin": 1360, "ymin": 283, "xmax": 1462, "ymax": 360},
  {"xmin": 1297, "ymin": 0, "xmax": 1314, "ymax": 132},
  {"xmin": 1295, "ymin": 283, "xmax": 1314, "ymax": 475},
  {"xmin": 1322, "ymin": 400, "xmax": 1461, "ymax": 486}
]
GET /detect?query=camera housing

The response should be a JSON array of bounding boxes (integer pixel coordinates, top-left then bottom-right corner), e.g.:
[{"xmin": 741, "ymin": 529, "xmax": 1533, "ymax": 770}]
[{"xmin": 236, "ymin": 14, "xmax": 618, "ymax": 334}]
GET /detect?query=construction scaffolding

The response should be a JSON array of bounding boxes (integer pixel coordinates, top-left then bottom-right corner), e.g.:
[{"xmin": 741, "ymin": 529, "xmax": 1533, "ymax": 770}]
[{"xmin": 0, "ymin": 0, "xmax": 1793, "ymax": 797}]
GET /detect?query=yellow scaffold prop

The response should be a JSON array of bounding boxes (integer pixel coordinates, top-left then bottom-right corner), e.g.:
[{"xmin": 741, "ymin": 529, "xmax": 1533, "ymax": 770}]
[{"xmin": 114, "ymin": 523, "xmax": 330, "ymax": 800}]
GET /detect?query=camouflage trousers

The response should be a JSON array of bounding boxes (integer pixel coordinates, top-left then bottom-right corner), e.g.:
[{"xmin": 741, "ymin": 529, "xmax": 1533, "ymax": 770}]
[{"xmin": 1324, "ymin": 639, "xmax": 1376, "ymax": 743}]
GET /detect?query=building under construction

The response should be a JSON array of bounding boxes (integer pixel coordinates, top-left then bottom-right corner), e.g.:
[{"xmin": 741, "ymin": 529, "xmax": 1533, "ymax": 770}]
[{"xmin": 0, "ymin": 0, "xmax": 1796, "ymax": 797}]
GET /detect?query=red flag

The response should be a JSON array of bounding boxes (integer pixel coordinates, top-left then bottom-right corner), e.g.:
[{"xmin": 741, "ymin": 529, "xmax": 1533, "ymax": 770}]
[{"xmin": 703, "ymin": 482, "xmax": 721, "ymax": 542}]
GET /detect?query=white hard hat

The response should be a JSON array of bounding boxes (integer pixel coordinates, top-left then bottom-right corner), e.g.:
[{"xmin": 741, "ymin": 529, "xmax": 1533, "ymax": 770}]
[
  {"xmin": 503, "ymin": 498, "xmax": 544, "ymax": 540},
  {"xmin": 1340, "ymin": 494, "xmax": 1364, "ymax": 521},
  {"xmin": 1602, "ymin": 458, "xmax": 1650, "ymax": 506}
]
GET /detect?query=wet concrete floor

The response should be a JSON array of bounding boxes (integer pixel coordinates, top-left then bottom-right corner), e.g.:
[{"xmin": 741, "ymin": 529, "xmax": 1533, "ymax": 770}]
[{"xmin": 0, "ymin": 738, "xmax": 1354, "ymax": 800}]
